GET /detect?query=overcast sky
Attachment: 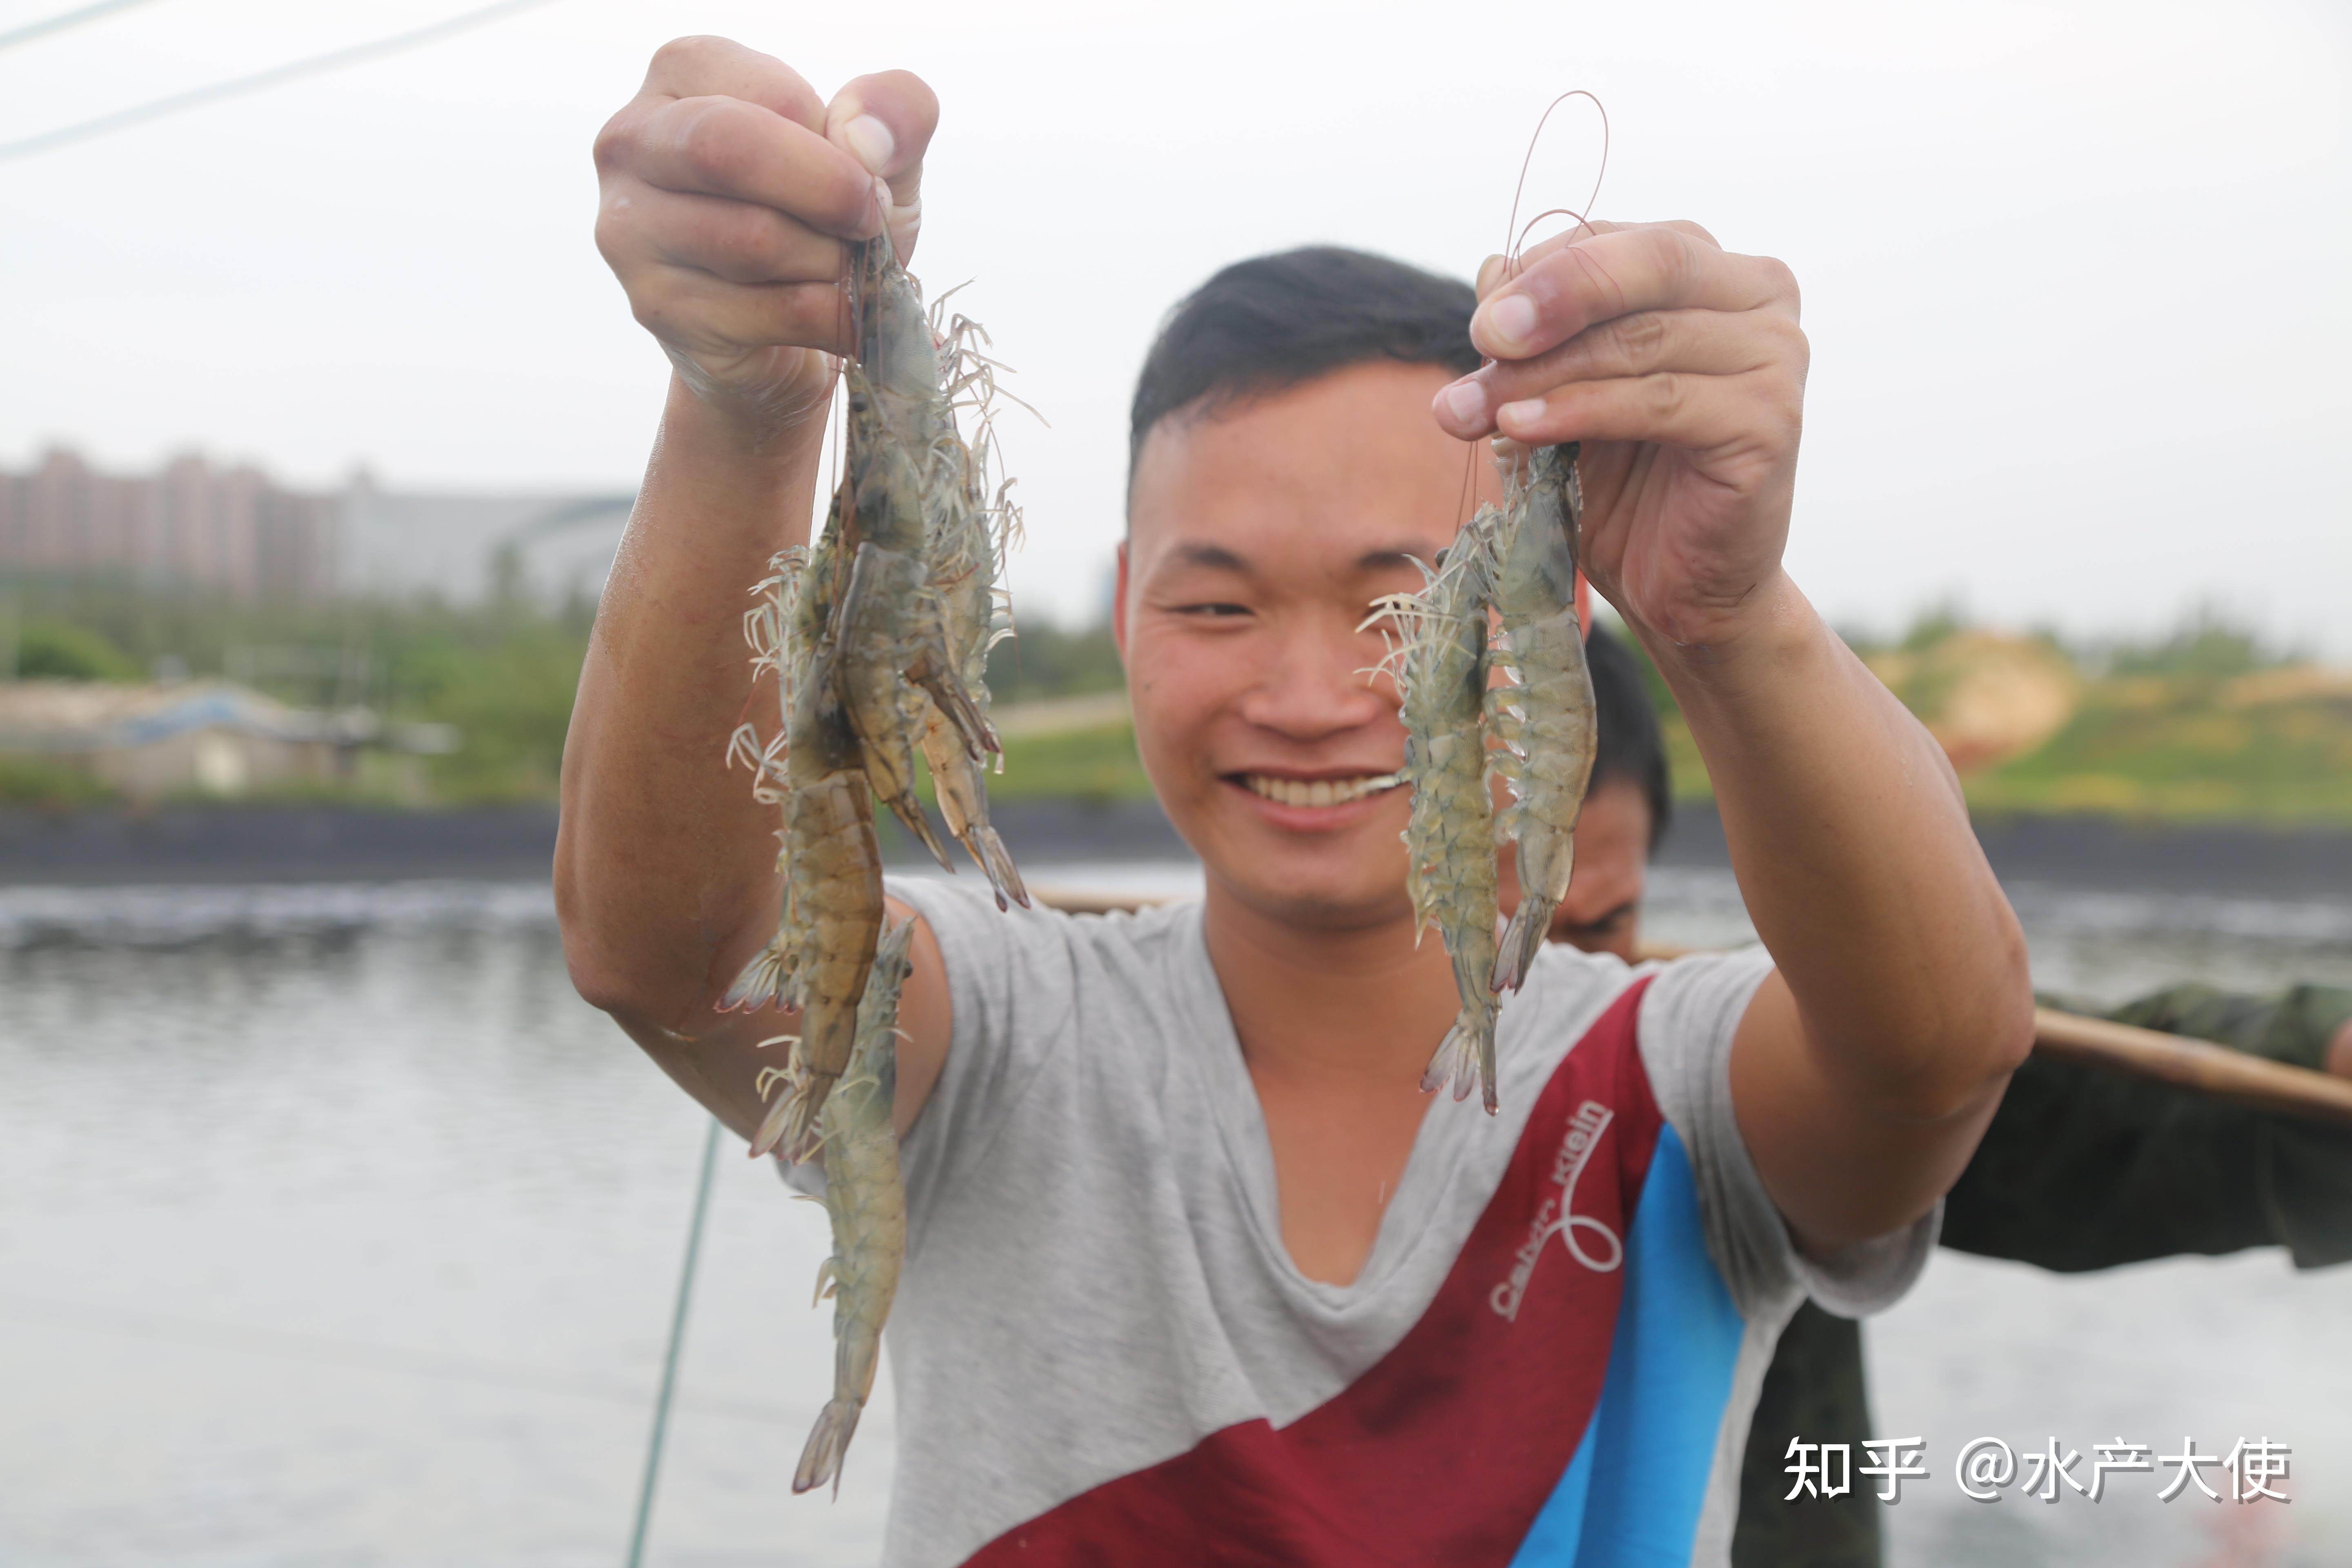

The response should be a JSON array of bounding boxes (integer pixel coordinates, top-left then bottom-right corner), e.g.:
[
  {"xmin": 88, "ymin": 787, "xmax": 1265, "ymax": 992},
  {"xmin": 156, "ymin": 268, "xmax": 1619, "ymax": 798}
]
[{"xmin": 1, "ymin": 0, "xmax": 2345, "ymax": 649}]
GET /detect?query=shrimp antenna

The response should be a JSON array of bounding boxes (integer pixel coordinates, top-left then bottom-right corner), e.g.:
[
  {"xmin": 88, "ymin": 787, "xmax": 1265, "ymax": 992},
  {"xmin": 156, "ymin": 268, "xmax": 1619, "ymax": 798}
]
[
  {"xmin": 1450, "ymin": 92, "xmax": 1611, "ymax": 524},
  {"xmin": 1500, "ymin": 90, "xmax": 1609, "ymax": 277}
]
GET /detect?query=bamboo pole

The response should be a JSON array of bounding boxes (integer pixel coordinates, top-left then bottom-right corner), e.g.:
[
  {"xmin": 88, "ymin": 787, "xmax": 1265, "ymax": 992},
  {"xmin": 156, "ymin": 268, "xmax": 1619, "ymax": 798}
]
[
  {"xmin": 2029, "ymin": 1007, "xmax": 2352, "ymax": 1127},
  {"xmin": 1025, "ymin": 886, "xmax": 2352, "ymax": 1129}
]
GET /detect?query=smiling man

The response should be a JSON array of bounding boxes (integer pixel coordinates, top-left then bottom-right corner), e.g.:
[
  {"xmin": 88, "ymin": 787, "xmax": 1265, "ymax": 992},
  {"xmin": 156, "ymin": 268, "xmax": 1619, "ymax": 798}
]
[{"xmin": 557, "ymin": 40, "xmax": 2034, "ymax": 1568}]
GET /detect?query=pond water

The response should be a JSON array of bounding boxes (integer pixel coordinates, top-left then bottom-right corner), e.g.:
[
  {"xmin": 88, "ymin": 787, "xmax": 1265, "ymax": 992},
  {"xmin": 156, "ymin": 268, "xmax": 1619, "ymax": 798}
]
[{"xmin": 1, "ymin": 867, "xmax": 2347, "ymax": 1567}]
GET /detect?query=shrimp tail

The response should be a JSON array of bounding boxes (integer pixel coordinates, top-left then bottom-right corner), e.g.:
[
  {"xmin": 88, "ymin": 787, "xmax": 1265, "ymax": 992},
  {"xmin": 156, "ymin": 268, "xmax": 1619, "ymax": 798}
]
[
  {"xmin": 1421, "ymin": 1010, "xmax": 1499, "ymax": 1115},
  {"xmin": 881, "ymin": 791, "xmax": 956, "ymax": 872},
  {"xmin": 967, "ymin": 822, "xmax": 1029, "ymax": 911},
  {"xmin": 1492, "ymin": 895, "xmax": 1559, "ymax": 993},
  {"xmin": 792, "ymin": 1397, "xmax": 862, "ymax": 1499},
  {"xmin": 905, "ymin": 634, "xmax": 999, "ymax": 761}
]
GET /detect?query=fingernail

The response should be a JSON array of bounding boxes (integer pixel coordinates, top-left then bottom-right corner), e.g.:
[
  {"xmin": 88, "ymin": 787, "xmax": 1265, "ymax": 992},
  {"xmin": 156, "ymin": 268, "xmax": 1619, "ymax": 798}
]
[
  {"xmin": 1479, "ymin": 293, "xmax": 1541, "ymax": 354},
  {"xmin": 1438, "ymin": 379, "xmax": 1490, "ymax": 428},
  {"xmin": 843, "ymin": 113, "xmax": 895, "ymax": 175},
  {"xmin": 1497, "ymin": 398, "xmax": 1544, "ymax": 428}
]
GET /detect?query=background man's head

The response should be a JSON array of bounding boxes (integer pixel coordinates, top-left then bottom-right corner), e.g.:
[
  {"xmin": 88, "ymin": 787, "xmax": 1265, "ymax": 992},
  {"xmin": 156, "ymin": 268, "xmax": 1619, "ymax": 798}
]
[{"xmin": 1546, "ymin": 625, "xmax": 1672, "ymax": 961}]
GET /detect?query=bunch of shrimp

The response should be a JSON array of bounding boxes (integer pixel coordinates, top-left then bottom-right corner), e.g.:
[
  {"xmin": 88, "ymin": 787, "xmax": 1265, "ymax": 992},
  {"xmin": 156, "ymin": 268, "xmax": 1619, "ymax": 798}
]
[
  {"xmin": 719, "ymin": 223, "xmax": 1031, "ymax": 1168},
  {"xmin": 1365, "ymin": 443, "xmax": 1595, "ymax": 1114}
]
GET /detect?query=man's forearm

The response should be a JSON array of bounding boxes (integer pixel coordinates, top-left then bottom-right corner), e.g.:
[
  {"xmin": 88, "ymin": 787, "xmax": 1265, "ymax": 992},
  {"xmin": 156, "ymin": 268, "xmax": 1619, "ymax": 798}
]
[
  {"xmin": 1639, "ymin": 572, "xmax": 2033, "ymax": 1118},
  {"xmin": 555, "ymin": 376, "xmax": 827, "ymax": 1030}
]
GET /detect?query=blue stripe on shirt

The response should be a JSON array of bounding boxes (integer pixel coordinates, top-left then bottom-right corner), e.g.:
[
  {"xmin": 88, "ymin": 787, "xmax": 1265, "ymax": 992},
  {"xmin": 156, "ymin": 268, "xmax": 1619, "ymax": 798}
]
[{"xmin": 1510, "ymin": 1125, "xmax": 1748, "ymax": 1566}]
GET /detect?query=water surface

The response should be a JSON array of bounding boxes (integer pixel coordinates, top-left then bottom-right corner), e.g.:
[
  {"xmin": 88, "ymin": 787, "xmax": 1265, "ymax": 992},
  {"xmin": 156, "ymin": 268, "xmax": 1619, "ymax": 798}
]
[{"xmin": 2, "ymin": 869, "xmax": 2346, "ymax": 1565}]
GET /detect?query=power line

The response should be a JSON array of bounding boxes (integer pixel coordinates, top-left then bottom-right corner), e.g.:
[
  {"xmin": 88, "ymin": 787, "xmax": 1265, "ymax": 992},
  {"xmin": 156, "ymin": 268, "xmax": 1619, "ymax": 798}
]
[
  {"xmin": 0, "ymin": 0, "xmax": 564, "ymax": 163},
  {"xmin": 626, "ymin": 1116, "xmax": 724, "ymax": 1568},
  {"xmin": 0, "ymin": 0, "xmax": 160, "ymax": 54}
]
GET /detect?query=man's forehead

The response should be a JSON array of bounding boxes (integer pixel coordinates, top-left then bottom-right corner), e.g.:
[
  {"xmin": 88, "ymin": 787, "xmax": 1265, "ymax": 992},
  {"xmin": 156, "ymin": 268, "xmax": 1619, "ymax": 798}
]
[
  {"xmin": 1163, "ymin": 539, "xmax": 1439, "ymax": 579},
  {"xmin": 1127, "ymin": 362, "xmax": 1495, "ymax": 565}
]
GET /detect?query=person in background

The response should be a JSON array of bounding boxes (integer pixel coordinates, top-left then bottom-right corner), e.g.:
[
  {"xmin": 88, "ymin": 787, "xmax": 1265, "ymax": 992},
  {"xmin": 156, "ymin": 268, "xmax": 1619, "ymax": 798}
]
[{"xmin": 1557, "ymin": 624, "xmax": 2352, "ymax": 1567}]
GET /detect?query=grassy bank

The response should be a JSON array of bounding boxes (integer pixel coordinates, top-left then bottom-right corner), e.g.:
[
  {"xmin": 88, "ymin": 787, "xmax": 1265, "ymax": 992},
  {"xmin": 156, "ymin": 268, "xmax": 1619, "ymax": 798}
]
[
  {"xmin": 0, "ymin": 580, "xmax": 1139, "ymax": 810},
  {"xmin": 1641, "ymin": 615, "xmax": 2352, "ymax": 826},
  {"xmin": 7, "ymin": 581, "xmax": 2343, "ymax": 826},
  {"xmin": 0, "ymin": 579, "xmax": 592, "ymax": 805}
]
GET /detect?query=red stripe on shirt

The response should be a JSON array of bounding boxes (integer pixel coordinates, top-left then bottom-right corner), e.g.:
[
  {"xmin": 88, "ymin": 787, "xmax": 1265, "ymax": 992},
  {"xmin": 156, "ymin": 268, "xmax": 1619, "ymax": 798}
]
[{"xmin": 964, "ymin": 976, "xmax": 1664, "ymax": 1567}]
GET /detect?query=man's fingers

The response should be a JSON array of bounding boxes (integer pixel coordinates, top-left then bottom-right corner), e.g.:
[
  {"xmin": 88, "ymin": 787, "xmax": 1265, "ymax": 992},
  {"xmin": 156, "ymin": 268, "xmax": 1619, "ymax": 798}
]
[
  {"xmin": 1475, "ymin": 219, "xmax": 1637, "ymax": 299},
  {"xmin": 1510, "ymin": 217, "xmax": 1714, "ymax": 276},
  {"xmin": 826, "ymin": 70, "xmax": 938, "ymax": 210},
  {"xmin": 641, "ymin": 36, "xmax": 826, "ymax": 130},
  {"xmin": 613, "ymin": 185, "xmax": 847, "ymax": 288},
  {"xmin": 1433, "ymin": 309, "xmax": 1798, "ymax": 438},
  {"xmin": 1488, "ymin": 367, "xmax": 1802, "ymax": 455},
  {"xmin": 628, "ymin": 95, "xmax": 881, "ymax": 239},
  {"xmin": 1471, "ymin": 226, "xmax": 1791, "ymax": 363}
]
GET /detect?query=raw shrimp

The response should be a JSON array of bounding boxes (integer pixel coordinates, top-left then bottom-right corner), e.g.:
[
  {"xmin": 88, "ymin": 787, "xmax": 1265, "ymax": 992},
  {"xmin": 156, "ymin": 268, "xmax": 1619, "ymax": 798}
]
[
  {"xmin": 1365, "ymin": 540, "xmax": 1504, "ymax": 1113},
  {"xmin": 748, "ymin": 561, "xmax": 886, "ymax": 1163},
  {"xmin": 753, "ymin": 510, "xmax": 889, "ymax": 1161},
  {"xmin": 1486, "ymin": 442, "xmax": 1596, "ymax": 992},
  {"xmin": 785, "ymin": 915, "xmax": 917, "ymax": 1497},
  {"xmin": 916, "ymin": 412, "xmax": 1027, "ymax": 908},
  {"xmin": 832, "ymin": 227, "xmax": 1001, "ymax": 866}
]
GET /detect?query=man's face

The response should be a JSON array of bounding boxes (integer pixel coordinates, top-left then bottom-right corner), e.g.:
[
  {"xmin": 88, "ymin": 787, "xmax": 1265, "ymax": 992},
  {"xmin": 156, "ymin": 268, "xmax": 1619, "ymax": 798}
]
[{"xmin": 1118, "ymin": 362, "xmax": 1494, "ymax": 928}]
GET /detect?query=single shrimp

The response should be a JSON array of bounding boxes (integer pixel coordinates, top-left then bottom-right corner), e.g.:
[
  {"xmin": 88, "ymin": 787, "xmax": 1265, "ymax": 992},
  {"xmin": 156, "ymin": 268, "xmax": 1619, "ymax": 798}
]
[
  {"xmin": 1365, "ymin": 537, "xmax": 1503, "ymax": 1113},
  {"xmin": 786, "ymin": 915, "xmax": 916, "ymax": 1497},
  {"xmin": 749, "ymin": 598, "xmax": 886, "ymax": 1163},
  {"xmin": 1486, "ymin": 442, "xmax": 1596, "ymax": 991},
  {"xmin": 917, "ymin": 430, "xmax": 1027, "ymax": 908}
]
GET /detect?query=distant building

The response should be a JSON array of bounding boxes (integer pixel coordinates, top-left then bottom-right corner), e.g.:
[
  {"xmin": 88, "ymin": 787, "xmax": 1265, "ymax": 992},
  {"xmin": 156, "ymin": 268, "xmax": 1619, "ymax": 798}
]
[
  {"xmin": 0, "ymin": 447, "xmax": 635, "ymax": 606},
  {"xmin": 339, "ymin": 476, "xmax": 635, "ymax": 605},
  {"xmin": 0, "ymin": 448, "xmax": 339, "ymax": 601},
  {"xmin": 0, "ymin": 679, "xmax": 456, "ymax": 801}
]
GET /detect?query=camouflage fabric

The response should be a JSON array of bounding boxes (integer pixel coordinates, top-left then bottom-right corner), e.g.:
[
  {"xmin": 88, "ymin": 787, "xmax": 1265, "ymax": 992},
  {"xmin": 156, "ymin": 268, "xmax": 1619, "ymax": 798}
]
[{"xmin": 1732, "ymin": 982, "xmax": 2352, "ymax": 1568}]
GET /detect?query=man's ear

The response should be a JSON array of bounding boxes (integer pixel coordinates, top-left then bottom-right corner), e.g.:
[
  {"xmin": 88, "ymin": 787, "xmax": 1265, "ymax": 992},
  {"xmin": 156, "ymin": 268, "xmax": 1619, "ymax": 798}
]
[{"xmin": 1112, "ymin": 541, "xmax": 1132, "ymax": 664}]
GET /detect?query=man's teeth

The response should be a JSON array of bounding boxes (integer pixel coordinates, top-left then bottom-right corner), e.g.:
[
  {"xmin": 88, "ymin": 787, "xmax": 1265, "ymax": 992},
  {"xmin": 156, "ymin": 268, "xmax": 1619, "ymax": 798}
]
[{"xmin": 1242, "ymin": 774, "xmax": 1403, "ymax": 808}]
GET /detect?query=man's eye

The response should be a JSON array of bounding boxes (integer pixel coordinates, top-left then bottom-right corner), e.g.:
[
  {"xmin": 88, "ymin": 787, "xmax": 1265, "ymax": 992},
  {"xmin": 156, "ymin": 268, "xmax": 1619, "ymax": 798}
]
[{"xmin": 1173, "ymin": 602, "xmax": 1252, "ymax": 619}]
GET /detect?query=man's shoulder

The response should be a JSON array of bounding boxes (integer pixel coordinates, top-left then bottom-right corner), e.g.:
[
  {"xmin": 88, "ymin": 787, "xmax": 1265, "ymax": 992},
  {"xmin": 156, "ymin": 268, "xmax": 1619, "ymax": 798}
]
[
  {"xmin": 887, "ymin": 877, "xmax": 1211, "ymax": 1037},
  {"xmin": 889, "ymin": 877, "xmax": 1200, "ymax": 960}
]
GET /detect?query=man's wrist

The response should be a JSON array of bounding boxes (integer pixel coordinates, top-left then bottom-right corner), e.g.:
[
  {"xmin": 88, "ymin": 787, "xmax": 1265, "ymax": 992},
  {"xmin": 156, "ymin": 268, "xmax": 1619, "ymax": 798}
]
[
  {"xmin": 1624, "ymin": 569, "xmax": 1816, "ymax": 703},
  {"xmin": 2326, "ymin": 1019, "xmax": 2352, "ymax": 1081},
  {"xmin": 662, "ymin": 371, "xmax": 831, "ymax": 473}
]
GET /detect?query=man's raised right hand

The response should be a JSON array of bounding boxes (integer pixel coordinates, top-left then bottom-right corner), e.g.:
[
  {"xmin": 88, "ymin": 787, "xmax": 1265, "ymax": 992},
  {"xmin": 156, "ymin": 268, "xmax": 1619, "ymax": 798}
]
[{"xmin": 592, "ymin": 38, "xmax": 937, "ymax": 446}]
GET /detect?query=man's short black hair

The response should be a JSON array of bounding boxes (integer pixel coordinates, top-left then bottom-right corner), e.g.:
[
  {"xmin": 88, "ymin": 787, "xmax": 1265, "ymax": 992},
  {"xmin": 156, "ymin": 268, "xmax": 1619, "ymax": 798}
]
[
  {"xmin": 1585, "ymin": 624, "xmax": 1673, "ymax": 855},
  {"xmin": 1128, "ymin": 247, "xmax": 1482, "ymax": 479}
]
